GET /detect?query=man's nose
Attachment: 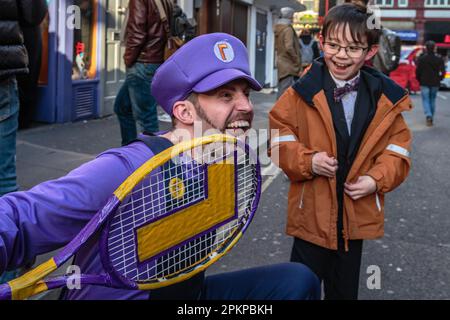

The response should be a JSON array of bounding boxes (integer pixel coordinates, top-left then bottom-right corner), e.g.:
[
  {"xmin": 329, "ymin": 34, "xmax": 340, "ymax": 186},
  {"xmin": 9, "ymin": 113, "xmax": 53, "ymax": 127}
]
[{"xmin": 235, "ymin": 93, "xmax": 253, "ymax": 113}]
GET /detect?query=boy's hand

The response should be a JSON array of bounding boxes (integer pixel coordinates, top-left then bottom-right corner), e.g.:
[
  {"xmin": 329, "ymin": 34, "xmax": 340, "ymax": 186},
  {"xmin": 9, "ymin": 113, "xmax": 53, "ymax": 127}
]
[
  {"xmin": 344, "ymin": 176, "xmax": 377, "ymax": 200},
  {"xmin": 312, "ymin": 152, "xmax": 338, "ymax": 178}
]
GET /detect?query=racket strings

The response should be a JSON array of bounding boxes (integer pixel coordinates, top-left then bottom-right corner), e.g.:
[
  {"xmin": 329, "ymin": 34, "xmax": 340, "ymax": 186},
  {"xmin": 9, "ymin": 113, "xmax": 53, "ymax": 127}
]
[{"xmin": 106, "ymin": 142, "xmax": 258, "ymax": 282}]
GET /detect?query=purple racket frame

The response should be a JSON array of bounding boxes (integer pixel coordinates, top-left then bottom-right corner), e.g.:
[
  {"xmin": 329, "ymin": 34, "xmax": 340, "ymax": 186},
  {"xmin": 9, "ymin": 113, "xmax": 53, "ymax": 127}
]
[{"xmin": 0, "ymin": 138, "xmax": 262, "ymax": 300}]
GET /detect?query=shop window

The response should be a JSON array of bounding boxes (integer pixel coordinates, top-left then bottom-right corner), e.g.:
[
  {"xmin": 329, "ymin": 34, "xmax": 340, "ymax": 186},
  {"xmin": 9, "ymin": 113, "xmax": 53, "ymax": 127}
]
[
  {"xmin": 375, "ymin": 0, "xmax": 394, "ymax": 6},
  {"xmin": 425, "ymin": 0, "xmax": 450, "ymax": 6},
  {"xmin": 72, "ymin": 0, "xmax": 98, "ymax": 80}
]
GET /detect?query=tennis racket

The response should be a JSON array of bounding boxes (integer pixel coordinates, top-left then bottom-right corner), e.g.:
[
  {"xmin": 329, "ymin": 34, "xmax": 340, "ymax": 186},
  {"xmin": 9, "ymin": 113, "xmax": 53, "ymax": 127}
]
[{"xmin": 0, "ymin": 134, "xmax": 261, "ymax": 300}]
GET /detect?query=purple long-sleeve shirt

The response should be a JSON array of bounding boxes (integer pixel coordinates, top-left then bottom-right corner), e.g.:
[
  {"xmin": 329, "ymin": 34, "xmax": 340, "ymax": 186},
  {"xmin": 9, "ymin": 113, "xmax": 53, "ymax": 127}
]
[{"xmin": 0, "ymin": 142, "xmax": 155, "ymax": 299}]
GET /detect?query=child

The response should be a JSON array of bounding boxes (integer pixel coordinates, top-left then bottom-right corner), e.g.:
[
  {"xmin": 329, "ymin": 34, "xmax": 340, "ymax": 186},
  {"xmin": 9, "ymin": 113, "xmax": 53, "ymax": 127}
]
[{"xmin": 269, "ymin": 3, "xmax": 412, "ymax": 299}]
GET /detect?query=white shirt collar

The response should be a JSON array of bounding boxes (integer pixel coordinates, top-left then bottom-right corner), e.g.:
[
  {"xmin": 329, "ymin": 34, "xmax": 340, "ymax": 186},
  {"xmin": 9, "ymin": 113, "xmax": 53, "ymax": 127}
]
[{"xmin": 330, "ymin": 71, "xmax": 360, "ymax": 88}]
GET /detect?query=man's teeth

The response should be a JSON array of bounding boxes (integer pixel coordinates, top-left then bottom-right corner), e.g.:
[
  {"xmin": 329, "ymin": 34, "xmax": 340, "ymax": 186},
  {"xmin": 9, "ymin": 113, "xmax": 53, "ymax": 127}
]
[{"xmin": 227, "ymin": 120, "xmax": 250, "ymax": 129}]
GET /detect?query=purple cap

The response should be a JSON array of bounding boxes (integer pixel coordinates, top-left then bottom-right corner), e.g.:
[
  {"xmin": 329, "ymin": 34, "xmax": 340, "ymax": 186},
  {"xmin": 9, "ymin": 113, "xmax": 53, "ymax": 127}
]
[{"xmin": 152, "ymin": 33, "xmax": 262, "ymax": 115}]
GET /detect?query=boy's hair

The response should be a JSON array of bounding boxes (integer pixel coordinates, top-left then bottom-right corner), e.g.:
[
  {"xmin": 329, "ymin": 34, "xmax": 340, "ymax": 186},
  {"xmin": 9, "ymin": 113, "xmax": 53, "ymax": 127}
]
[{"xmin": 321, "ymin": 3, "xmax": 381, "ymax": 48}]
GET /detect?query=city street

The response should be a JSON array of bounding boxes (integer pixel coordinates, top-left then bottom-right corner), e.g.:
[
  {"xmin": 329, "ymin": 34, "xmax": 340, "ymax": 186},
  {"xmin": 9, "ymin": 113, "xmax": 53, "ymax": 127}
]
[{"xmin": 15, "ymin": 88, "xmax": 450, "ymax": 300}]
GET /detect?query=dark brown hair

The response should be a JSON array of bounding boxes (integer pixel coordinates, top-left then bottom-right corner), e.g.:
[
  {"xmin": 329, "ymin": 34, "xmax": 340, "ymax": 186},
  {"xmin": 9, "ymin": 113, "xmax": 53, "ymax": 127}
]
[
  {"xmin": 321, "ymin": 3, "xmax": 381, "ymax": 48},
  {"xmin": 425, "ymin": 40, "xmax": 436, "ymax": 54}
]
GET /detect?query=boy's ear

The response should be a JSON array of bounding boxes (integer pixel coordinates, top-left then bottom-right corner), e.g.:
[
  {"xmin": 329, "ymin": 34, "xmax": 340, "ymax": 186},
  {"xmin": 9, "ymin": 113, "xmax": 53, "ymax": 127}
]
[
  {"xmin": 318, "ymin": 34, "xmax": 325, "ymax": 51},
  {"xmin": 365, "ymin": 45, "xmax": 379, "ymax": 61},
  {"xmin": 172, "ymin": 100, "xmax": 195, "ymax": 126}
]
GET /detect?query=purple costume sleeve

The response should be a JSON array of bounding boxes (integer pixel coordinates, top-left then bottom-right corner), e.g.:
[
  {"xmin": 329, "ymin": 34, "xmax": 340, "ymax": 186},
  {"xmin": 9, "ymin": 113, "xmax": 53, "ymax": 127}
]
[{"xmin": 0, "ymin": 142, "xmax": 153, "ymax": 279}]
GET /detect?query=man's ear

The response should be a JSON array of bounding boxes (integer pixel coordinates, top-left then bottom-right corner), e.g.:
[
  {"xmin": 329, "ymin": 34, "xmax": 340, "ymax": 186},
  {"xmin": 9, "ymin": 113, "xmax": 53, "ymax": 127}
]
[
  {"xmin": 365, "ymin": 45, "xmax": 379, "ymax": 61},
  {"xmin": 172, "ymin": 100, "xmax": 195, "ymax": 125}
]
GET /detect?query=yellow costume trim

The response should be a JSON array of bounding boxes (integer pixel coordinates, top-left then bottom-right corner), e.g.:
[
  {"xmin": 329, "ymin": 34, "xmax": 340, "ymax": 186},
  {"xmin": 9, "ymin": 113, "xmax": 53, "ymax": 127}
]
[{"xmin": 9, "ymin": 258, "xmax": 56, "ymax": 300}]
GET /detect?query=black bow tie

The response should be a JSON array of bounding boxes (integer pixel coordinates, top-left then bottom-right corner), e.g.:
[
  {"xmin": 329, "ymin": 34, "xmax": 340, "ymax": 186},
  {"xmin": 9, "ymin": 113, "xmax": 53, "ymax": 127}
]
[{"xmin": 333, "ymin": 77, "xmax": 360, "ymax": 102}]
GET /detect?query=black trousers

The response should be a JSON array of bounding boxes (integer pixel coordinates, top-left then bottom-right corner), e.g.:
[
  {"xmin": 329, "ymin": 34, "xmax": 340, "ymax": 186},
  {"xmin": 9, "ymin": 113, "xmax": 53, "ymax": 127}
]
[{"xmin": 290, "ymin": 237, "xmax": 363, "ymax": 300}]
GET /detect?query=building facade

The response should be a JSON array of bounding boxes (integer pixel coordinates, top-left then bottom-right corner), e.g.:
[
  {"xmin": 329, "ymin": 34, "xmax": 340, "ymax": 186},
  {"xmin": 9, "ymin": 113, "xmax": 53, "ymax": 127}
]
[
  {"xmin": 374, "ymin": 0, "xmax": 450, "ymax": 45},
  {"xmin": 35, "ymin": 0, "xmax": 305, "ymax": 123},
  {"xmin": 190, "ymin": 0, "xmax": 306, "ymax": 88}
]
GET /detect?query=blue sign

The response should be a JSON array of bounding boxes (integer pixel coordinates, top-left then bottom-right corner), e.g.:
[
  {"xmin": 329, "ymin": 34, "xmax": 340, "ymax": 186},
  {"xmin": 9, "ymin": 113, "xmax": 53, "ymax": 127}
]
[{"xmin": 393, "ymin": 30, "xmax": 418, "ymax": 41}]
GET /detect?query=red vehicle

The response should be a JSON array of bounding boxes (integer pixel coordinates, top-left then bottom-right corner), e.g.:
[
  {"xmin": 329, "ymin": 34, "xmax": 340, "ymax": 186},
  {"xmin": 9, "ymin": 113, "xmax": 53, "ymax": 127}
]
[{"xmin": 389, "ymin": 45, "xmax": 423, "ymax": 93}]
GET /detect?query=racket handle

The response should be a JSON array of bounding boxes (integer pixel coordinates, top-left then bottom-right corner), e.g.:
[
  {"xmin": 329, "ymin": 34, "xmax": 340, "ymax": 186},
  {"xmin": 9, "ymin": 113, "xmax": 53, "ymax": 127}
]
[
  {"xmin": 0, "ymin": 273, "xmax": 113, "ymax": 300},
  {"xmin": 0, "ymin": 280, "xmax": 51, "ymax": 300},
  {"xmin": 0, "ymin": 283, "xmax": 12, "ymax": 300},
  {"xmin": 0, "ymin": 258, "xmax": 57, "ymax": 300}
]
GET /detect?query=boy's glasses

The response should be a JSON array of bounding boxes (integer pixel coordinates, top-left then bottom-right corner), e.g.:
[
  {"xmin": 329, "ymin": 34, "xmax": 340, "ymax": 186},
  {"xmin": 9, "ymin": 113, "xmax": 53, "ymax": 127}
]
[{"xmin": 323, "ymin": 42, "xmax": 368, "ymax": 58}]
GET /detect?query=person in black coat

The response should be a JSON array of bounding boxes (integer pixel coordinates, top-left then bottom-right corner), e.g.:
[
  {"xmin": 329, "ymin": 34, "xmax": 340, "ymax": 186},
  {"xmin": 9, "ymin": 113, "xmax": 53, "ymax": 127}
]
[
  {"xmin": 416, "ymin": 40, "xmax": 446, "ymax": 126},
  {"xmin": 0, "ymin": 0, "xmax": 48, "ymax": 283},
  {"xmin": 16, "ymin": 1, "xmax": 48, "ymax": 129}
]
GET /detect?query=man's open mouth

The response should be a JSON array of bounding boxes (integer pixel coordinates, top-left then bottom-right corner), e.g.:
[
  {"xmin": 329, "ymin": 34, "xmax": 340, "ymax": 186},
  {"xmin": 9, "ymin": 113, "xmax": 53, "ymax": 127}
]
[{"xmin": 225, "ymin": 120, "xmax": 251, "ymax": 136}]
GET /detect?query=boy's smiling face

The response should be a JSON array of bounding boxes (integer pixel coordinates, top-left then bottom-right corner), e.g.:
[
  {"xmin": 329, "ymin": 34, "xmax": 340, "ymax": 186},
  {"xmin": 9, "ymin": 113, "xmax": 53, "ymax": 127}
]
[{"xmin": 320, "ymin": 23, "xmax": 379, "ymax": 81}]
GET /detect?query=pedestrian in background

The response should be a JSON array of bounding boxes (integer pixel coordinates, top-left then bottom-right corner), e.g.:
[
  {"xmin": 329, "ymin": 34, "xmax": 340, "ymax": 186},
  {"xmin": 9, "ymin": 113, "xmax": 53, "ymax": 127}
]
[
  {"xmin": 274, "ymin": 7, "xmax": 302, "ymax": 99},
  {"xmin": 416, "ymin": 40, "xmax": 446, "ymax": 127},
  {"xmin": 299, "ymin": 29, "xmax": 320, "ymax": 69},
  {"xmin": 114, "ymin": 0, "xmax": 173, "ymax": 146},
  {"xmin": 0, "ymin": 0, "xmax": 48, "ymax": 284},
  {"xmin": 172, "ymin": 3, "xmax": 196, "ymax": 42}
]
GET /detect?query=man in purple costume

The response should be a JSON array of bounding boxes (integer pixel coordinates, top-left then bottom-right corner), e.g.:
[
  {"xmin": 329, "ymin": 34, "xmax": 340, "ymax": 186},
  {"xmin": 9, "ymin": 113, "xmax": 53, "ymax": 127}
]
[{"xmin": 0, "ymin": 33, "xmax": 320, "ymax": 300}]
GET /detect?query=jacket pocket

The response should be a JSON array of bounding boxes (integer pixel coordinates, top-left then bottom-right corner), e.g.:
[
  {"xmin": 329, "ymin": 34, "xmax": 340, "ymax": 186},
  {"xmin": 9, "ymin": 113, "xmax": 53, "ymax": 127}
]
[{"xmin": 354, "ymin": 192, "xmax": 385, "ymax": 230}]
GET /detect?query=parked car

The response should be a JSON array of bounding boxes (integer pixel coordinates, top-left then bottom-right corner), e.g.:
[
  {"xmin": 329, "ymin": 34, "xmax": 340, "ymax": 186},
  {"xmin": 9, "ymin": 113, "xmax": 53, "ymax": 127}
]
[
  {"xmin": 389, "ymin": 45, "xmax": 423, "ymax": 93},
  {"xmin": 441, "ymin": 60, "xmax": 450, "ymax": 89}
]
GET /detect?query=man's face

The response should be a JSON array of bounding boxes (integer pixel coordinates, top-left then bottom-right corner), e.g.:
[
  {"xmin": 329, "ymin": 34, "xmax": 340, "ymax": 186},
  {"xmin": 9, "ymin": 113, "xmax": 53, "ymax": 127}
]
[
  {"xmin": 193, "ymin": 79, "xmax": 254, "ymax": 137},
  {"xmin": 320, "ymin": 23, "xmax": 378, "ymax": 80}
]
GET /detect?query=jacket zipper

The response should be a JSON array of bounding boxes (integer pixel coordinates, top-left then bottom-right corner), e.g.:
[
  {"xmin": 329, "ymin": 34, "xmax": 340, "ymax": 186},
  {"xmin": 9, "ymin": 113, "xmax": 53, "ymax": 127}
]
[
  {"xmin": 299, "ymin": 183, "xmax": 306, "ymax": 208},
  {"xmin": 342, "ymin": 229, "xmax": 349, "ymax": 252},
  {"xmin": 375, "ymin": 193, "xmax": 381, "ymax": 212}
]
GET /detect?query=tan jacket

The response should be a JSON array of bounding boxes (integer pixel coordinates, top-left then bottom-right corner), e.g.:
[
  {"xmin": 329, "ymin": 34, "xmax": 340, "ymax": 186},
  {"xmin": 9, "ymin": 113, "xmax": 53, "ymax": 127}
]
[
  {"xmin": 269, "ymin": 61, "xmax": 412, "ymax": 250},
  {"xmin": 274, "ymin": 23, "xmax": 302, "ymax": 80}
]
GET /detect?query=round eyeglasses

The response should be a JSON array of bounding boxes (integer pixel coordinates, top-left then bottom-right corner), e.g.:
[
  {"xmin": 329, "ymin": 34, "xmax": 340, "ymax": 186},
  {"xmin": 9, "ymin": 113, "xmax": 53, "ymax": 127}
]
[{"xmin": 323, "ymin": 42, "xmax": 369, "ymax": 59}]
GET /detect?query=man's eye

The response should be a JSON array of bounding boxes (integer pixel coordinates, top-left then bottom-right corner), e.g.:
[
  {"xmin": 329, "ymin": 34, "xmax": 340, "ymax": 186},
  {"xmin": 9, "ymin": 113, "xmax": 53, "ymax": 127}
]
[{"xmin": 220, "ymin": 92, "xmax": 233, "ymax": 99}]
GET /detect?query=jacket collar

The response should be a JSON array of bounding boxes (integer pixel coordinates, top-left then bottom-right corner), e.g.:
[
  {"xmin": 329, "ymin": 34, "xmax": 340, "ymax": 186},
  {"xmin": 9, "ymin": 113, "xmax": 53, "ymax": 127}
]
[{"xmin": 293, "ymin": 58, "xmax": 408, "ymax": 109}]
